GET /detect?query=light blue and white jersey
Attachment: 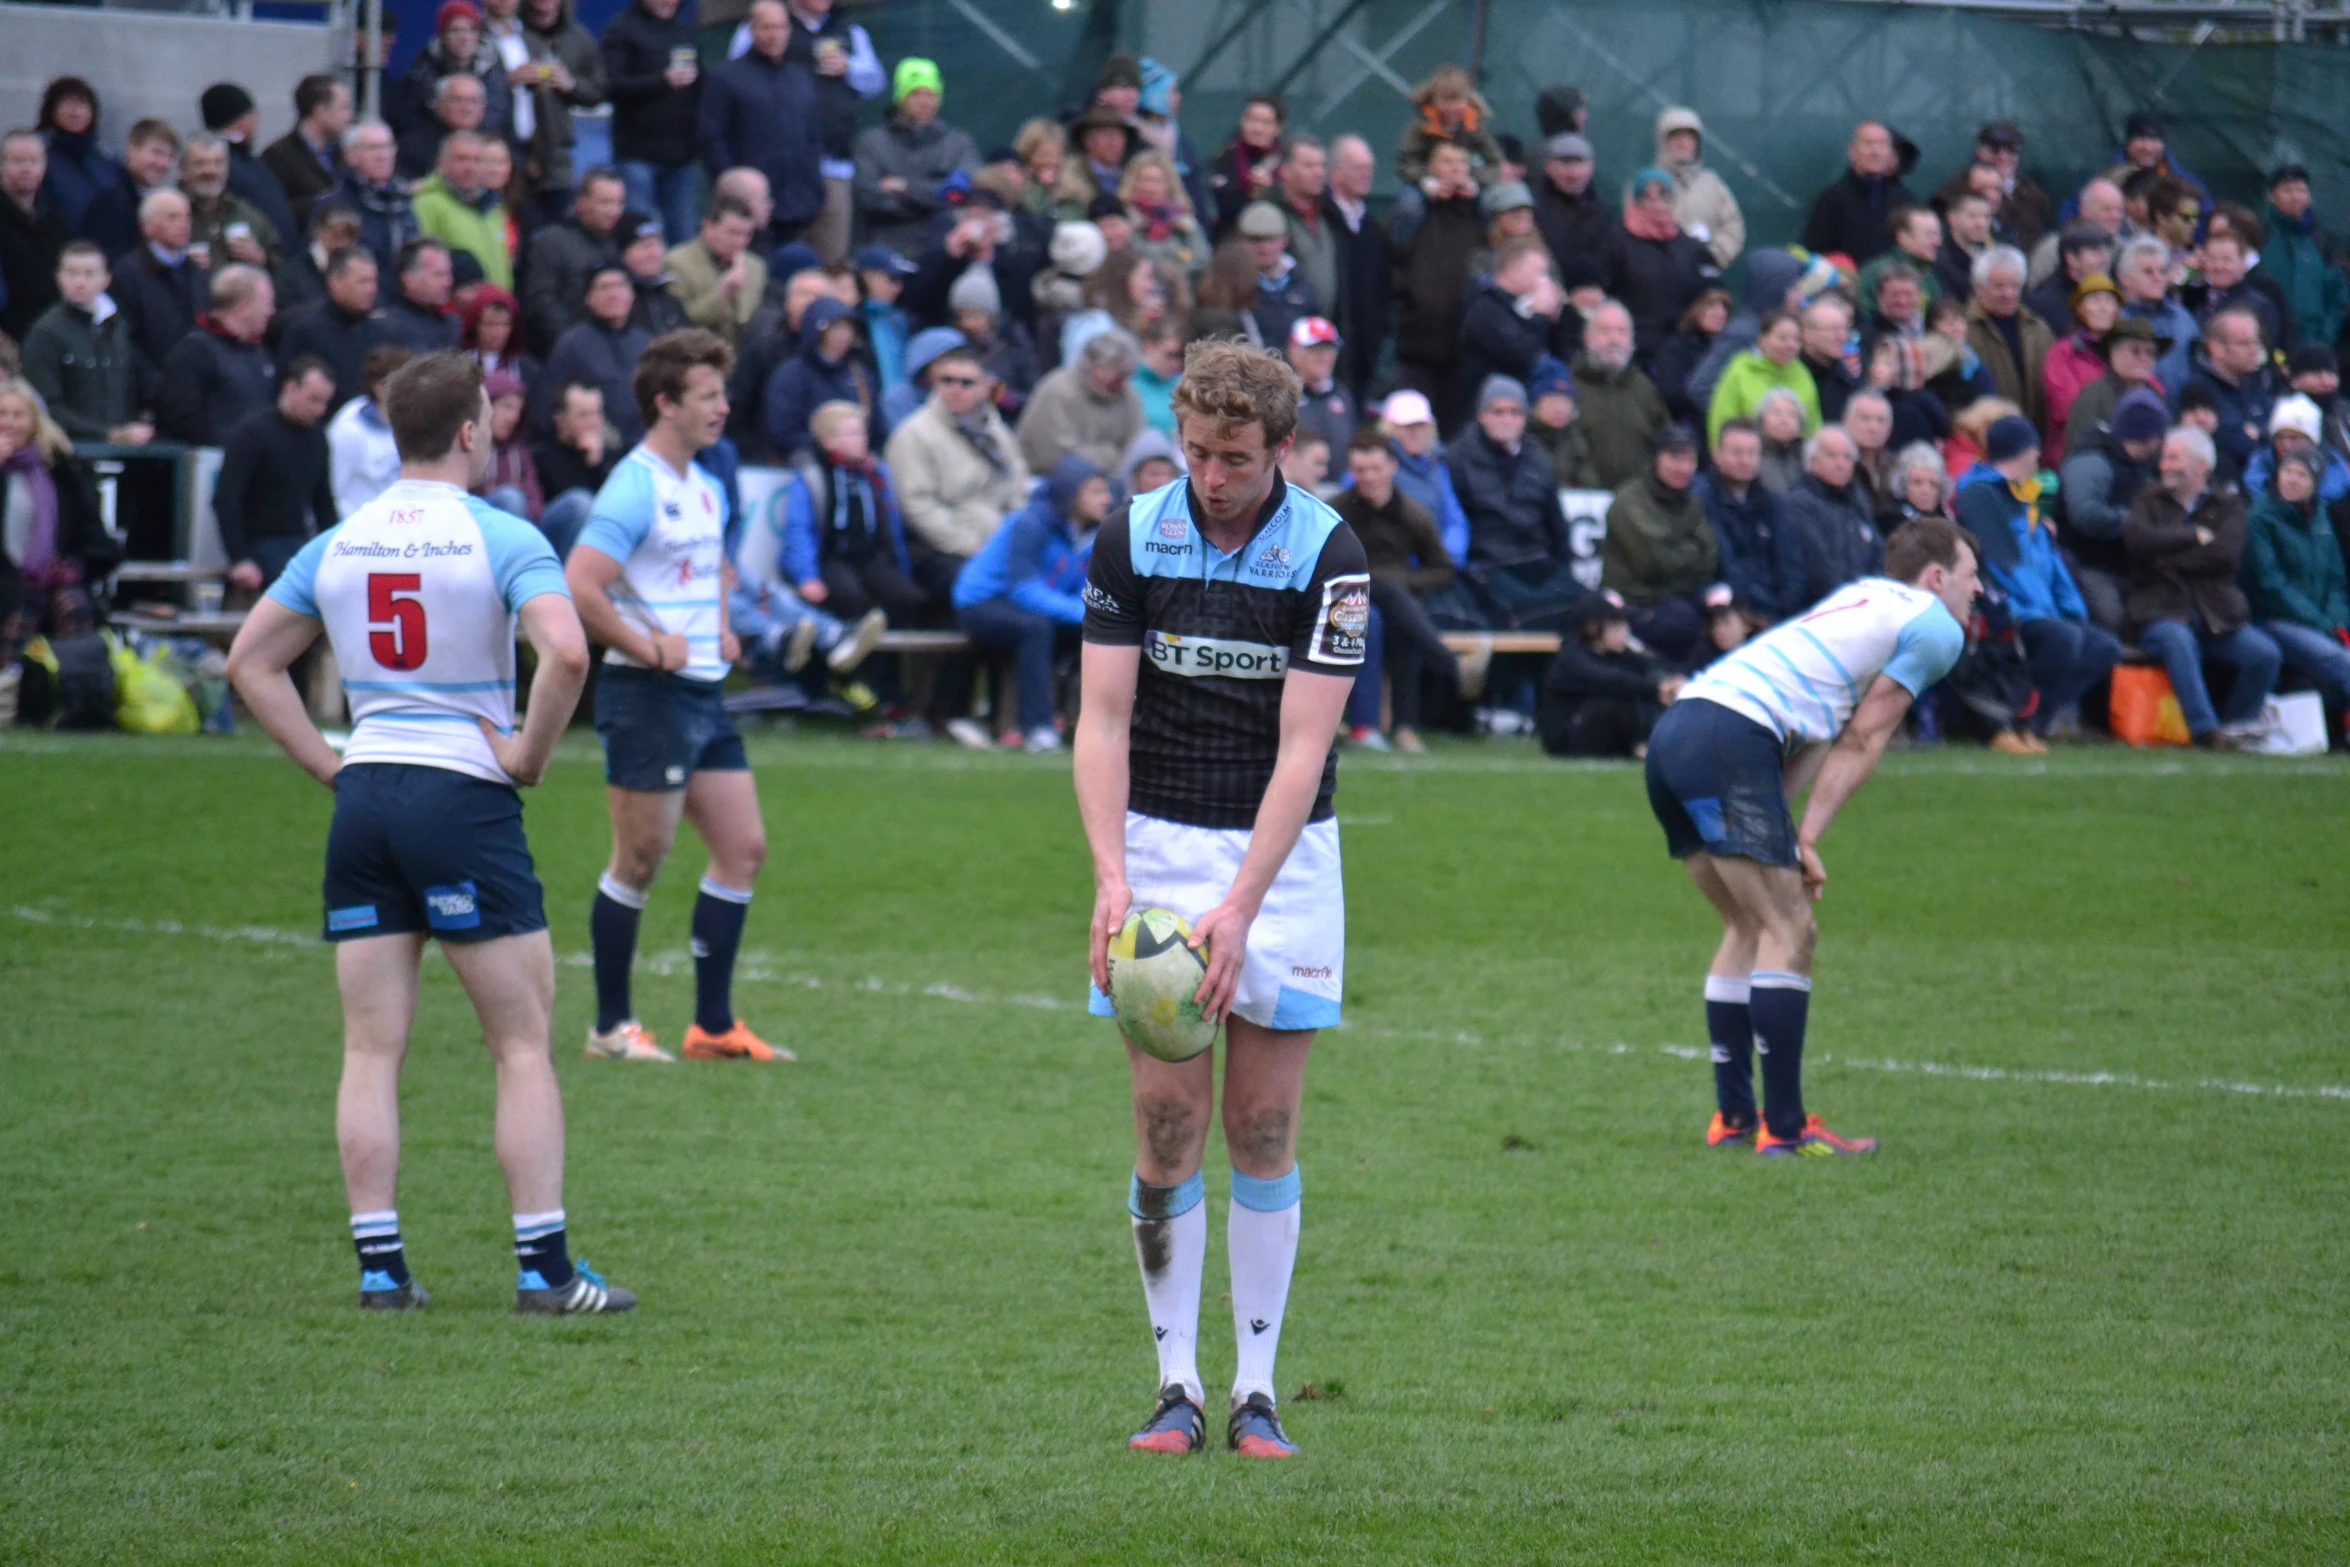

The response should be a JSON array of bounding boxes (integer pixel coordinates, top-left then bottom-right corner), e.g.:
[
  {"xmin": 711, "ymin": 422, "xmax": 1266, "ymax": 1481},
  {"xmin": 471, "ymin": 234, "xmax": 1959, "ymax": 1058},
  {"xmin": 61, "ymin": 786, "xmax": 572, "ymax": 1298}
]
[
  {"xmin": 268, "ymin": 478, "xmax": 569, "ymax": 784},
  {"xmin": 1681, "ymin": 577, "xmax": 1964, "ymax": 746},
  {"xmin": 575, "ymin": 445, "xmax": 731, "ymax": 684}
]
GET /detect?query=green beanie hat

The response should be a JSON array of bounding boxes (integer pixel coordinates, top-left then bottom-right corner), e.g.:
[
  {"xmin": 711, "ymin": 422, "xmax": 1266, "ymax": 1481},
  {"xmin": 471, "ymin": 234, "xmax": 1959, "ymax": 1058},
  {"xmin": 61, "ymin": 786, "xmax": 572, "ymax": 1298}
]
[{"xmin": 894, "ymin": 57, "xmax": 943, "ymax": 106}]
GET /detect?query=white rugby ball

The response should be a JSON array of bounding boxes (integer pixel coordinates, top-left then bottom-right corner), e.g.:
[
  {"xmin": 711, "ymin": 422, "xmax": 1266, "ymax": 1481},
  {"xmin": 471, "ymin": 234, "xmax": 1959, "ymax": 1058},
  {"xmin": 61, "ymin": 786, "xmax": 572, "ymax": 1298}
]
[{"xmin": 1108, "ymin": 908, "xmax": 1218, "ymax": 1063}]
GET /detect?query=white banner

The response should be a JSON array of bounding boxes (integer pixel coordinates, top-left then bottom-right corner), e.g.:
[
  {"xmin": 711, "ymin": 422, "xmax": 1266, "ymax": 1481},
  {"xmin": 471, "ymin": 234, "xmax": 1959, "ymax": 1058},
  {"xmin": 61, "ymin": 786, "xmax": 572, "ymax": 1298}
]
[
  {"xmin": 1559, "ymin": 488, "xmax": 1612, "ymax": 590},
  {"xmin": 733, "ymin": 465, "xmax": 799, "ymax": 585}
]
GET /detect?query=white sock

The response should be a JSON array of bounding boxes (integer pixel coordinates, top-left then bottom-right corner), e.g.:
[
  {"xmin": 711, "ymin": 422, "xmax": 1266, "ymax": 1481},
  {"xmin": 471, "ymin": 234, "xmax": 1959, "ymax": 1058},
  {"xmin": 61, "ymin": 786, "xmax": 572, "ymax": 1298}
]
[
  {"xmin": 1228, "ymin": 1166, "xmax": 1302, "ymax": 1406},
  {"xmin": 1130, "ymin": 1172, "xmax": 1206, "ymax": 1405}
]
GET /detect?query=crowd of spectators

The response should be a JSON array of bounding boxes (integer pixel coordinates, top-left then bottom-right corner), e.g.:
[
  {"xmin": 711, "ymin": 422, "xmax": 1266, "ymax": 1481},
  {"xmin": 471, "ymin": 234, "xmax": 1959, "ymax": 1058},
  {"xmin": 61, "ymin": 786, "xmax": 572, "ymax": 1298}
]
[{"xmin": 3, "ymin": 16, "xmax": 2348, "ymax": 753}]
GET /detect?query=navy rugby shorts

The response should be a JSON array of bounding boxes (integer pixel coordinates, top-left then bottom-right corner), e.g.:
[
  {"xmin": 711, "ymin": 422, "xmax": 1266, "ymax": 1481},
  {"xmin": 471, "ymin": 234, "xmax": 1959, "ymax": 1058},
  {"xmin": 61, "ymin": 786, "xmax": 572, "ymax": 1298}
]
[
  {"xmin": 1643, "ymin": 698, "xmax": 1801, "ymax": 869},
  {"xmin": 323, "ymin": 763, "xmax": 547, "ymax": 942},
  {"xmin": 593, "ymin": 665, "xmax": 747, "ymax": 791}
]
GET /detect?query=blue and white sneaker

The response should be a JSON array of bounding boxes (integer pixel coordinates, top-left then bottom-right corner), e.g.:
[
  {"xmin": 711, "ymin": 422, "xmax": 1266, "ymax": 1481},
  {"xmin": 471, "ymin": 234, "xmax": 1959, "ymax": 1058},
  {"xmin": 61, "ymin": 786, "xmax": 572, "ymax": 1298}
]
[
  {"xmin": 515, "ymin": 1261, "xmax": 637, "ymax": 1315},
  {"xmin": 1128, "ymin": 1384, "xmax": 1206, "ymax": 1454},
  {"xmin": 1227, "ymin": 1392, "xmax": 1299, "ymax": 1458},
  {"xmin": 358, "ymin": 1271, "xmax": 429, "ymax": 1311}
]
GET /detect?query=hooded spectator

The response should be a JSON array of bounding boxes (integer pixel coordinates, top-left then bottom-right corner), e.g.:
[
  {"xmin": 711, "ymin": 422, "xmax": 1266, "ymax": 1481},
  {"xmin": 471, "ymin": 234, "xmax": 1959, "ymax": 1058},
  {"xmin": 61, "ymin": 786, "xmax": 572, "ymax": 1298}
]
[
  {"xmin": 601, "ymin": 0, "xmax": 704, "ymax": 244},
  {"xmin": 21, "ymin": 243, "xmax": 146, "ymax": 446},
  {"xmin": 155, "ymin": 265, "xmax": 276, "ymax": 446},
  {"xmin": 263, "ymin": 75, "xmax": 353, "ymax": 218},
  {"xmin": 1015, "ymin": 325, "xmax": 1142, "ymax": 475},
  {"xmin": 0, "ymin": 131, "xmax": 71, "ymax": 343},
  {"xmin": 952, "ymin": 453, "xmax": 1108, "ymax": 749},
  {"xmin": 1683, "ymin": 247, "xmax": 1830, "ymax": 419},
  {"xmin": 35, "ymin": 78, "xmax": 120, "ymax": 236},
  {"xmin": 1696, "ymin": 416, "xmax": 1804, "ymax": 623},
  {"xmin": 1954, "ymin": 412, "xmax": 2120, "ymax": 739},
  {"xmin": 2042, "ymin": 272, "xmax": 2120, "ymax": 456},
  {"xmin": 2262, "ymin": 165, "xmax": 2346, "ymax": 353},
  {"xmin": 1707, "ymin": 308, "xmax": 1819, "ymax": 446},
  {"xmin": 2057, "ymin": 386, "xmax": 2166, "ymax": 631},
  {"xmin": 2124, "ymin": 425, "xmax": 2278, "ymax": 748},
  {"xmin": 855, "ymin": 58, "xmax": 977, "ymax": 258},
  {"xmin": 1606, "ymin": 167, "xmax": 1715, "ymax": 359},
  {"xmin": 1652, "ymin": 108, "xmax": 1741, "ymax": 268},
  {"xmin": 1784, "ymin": 423, "xmax": 1884, "ymax": 604},
  {"xmin": 1802, "ymin": 120, "xmax": 1918, "ymax": 264},
  {"xmin": 1965, "ymin": 245, "xmax": 2054, "ymax": 430},
  {"xmin": 2242, "ymin": 443, "xmax": 2350, "ymax": 720},
  {"xmin": 1571, "ymin": 299, "xmax": 1669, "ymax": 490},
  {"xmin": 1601, "ymin": 423, "xmax": 1716, "ymax": 662},
  {"xmin": 759, "ymin": 293, "xmax": 871, "ymax": 461},
  {"xmin": 2242, "ymin": 393, "xmax": 2350, "ymax": 509}
]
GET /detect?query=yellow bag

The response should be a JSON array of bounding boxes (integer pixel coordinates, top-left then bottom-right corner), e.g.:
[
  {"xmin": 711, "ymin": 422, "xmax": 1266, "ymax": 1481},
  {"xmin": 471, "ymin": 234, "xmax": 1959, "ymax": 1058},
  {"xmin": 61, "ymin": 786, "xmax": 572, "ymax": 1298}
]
[
  {"xmin": 109, "ymin": 634, "xmax": 200, "ymax": 735},
  {"xmin": 2108, "ymin": 663, "xmax": 2189, "ymax": 747}
]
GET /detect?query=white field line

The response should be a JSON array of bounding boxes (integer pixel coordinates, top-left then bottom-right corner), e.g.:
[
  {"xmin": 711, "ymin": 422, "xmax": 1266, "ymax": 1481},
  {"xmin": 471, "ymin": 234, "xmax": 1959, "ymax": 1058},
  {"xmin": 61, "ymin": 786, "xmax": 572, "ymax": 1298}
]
[{"xmin": 11, "ymin": 905, "xmax": 2347, "ymax": 1106}]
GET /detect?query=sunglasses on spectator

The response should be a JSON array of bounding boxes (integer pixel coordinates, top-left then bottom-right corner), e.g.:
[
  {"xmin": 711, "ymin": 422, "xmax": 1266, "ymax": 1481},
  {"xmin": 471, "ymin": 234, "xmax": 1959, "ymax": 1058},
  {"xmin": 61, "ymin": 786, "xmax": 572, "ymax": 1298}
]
[{"xmin": 933, "ymin": 374, "xmax": 983, "ymax": 387}]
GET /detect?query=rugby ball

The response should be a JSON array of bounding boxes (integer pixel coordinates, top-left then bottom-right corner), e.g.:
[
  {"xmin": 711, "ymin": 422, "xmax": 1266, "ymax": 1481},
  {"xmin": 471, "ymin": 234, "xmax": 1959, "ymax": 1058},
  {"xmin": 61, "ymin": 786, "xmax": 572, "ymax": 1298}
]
[{"xmin": 1108, "ymin": 908, "xmax": 1218, "ymax": 1063}]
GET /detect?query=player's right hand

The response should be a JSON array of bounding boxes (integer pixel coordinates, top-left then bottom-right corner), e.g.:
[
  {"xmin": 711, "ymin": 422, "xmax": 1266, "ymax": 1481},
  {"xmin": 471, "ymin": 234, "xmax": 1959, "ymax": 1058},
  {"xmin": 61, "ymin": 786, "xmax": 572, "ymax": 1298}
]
[
  {"xmin": 1088, "ymin": 875, "xmax": 1130, "ymax": 993},
  {"xmin": 649, "ymin": 632, "xmax": 690, "ymax": 671},
  {"xmin": 480, "ymin": 718, "xmax": 549, "ymax": 786},
  {"xmin": 1799, "ymin": 842, "xmax": 1827, "ymax": 901}
]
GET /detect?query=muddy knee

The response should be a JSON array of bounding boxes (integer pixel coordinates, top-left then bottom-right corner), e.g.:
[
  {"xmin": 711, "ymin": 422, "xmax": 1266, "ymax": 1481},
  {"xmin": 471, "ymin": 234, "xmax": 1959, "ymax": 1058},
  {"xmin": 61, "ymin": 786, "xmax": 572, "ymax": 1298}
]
[
  {"xmin": 1135, "ymin": 1093, "xmax": 1202, "ymax": 1175},
  {"xmin": 1225, "ymin": 1102, "xmax": 1296, "ymax": 1175}
]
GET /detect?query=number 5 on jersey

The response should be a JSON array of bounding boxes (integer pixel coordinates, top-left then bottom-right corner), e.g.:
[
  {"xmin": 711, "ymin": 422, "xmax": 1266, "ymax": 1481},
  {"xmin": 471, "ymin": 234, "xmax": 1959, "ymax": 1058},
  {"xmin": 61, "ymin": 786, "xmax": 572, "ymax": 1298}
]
[{"xmin": 368, "ymin": 573, "xmax": 429, "ymax": 671}]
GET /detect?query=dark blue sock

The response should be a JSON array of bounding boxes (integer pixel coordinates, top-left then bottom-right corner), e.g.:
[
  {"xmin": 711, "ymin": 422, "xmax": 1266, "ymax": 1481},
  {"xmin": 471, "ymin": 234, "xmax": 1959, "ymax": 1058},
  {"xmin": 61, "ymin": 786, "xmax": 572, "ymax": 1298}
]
[
  {"xmin": 1704, "ymin": 975, "xmax": 1756, "ymax": 1126},
  {"xmin": 1751, "ymin": 972, "xmax": 1813, "ymax": 1141},
  {"xmin": 690, "ymin": 878, "xmax": 753, "ymax": 1033},
  {"xmin": 351, "ymin": 1210, "xmax": 408, "ymax": 1290},
  {"xmin": 514, "ymin": 1210, "xmax": 572, "ymax": 1289},
  {"xmin": 590, "ymin": 876, "xmax": 644, "ymax": 1033}
]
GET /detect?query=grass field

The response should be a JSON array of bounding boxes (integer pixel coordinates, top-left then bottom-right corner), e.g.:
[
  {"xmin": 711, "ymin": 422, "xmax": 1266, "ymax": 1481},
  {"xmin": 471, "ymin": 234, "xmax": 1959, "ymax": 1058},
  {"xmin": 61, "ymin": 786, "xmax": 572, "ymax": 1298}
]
[{"xmin": 3, "ymin": 729, "xmax": 2348, "ymax": 1564}]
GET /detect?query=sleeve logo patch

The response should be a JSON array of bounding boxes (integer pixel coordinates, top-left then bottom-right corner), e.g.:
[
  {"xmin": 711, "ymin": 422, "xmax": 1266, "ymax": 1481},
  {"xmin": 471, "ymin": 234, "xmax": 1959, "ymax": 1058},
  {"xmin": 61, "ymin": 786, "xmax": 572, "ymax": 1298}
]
[
  {"xmin": 1309, "ymin": 573, "xmax": 1371, "ymax": 665},
  {"xmin": 1082, "ymin": 581, "xmax": 1126, "ymax": 615}
]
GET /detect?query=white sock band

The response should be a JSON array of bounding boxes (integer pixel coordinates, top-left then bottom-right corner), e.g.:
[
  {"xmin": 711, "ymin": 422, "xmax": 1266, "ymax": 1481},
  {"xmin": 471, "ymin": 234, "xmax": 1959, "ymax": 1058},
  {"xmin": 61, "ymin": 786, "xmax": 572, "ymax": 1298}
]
[
  {"xmin": 350, "ymin": 1210, "xmax": 399, "ymax": 1238},
  {"xmin": 697, "ymin": 876, "xmax": 755, "ymax": 904},
  {"xmin": 596, "ymin": 873, "xmax": 647, "ymax": 910},
  {"xmin": 512, "ymin": 1209, "xmax": 566, "ymax": 1240},
  {"xmin": 1704, "ymin": 974, "xmax": 1753, "ymax": 1004},
  {"xmin": 1751, "ymin": 970, "xmax": 1812, "ymax": 993}
]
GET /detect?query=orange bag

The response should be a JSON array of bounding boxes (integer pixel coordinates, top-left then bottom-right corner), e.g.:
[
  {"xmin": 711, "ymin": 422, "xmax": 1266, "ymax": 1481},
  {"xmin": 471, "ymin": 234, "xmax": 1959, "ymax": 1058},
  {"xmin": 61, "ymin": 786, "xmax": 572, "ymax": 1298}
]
[{"xmin": 2109, "ymin": 663, "xmax": 2191, "ymax": 746}]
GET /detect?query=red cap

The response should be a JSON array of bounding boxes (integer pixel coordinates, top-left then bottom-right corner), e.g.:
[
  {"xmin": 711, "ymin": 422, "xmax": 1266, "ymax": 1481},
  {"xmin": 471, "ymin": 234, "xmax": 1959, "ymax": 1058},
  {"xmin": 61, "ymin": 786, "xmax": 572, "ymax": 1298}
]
[
  {"xmin": 1289, "ymin": 315, "xmax": 1341, "ymax": 349},
  {"xmin": 436, "ymin": 0, "xmax": 484, "ymax": 34}
]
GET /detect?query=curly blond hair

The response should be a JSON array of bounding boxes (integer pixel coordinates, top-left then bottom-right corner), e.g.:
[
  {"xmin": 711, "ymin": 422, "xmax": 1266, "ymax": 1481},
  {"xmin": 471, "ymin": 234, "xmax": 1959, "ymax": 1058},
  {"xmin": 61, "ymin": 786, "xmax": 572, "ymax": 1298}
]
[{"xmin": 1170, "ymin": 339, "xmax": 1301, "ymax": 446}]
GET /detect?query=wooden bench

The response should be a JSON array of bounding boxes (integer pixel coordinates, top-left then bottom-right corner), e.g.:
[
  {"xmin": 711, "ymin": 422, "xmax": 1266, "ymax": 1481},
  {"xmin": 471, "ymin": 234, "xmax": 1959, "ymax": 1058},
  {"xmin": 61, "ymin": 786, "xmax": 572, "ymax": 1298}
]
[{"xmin": 111, "ymin": 609, "xmax": 248, "ymax": 643}]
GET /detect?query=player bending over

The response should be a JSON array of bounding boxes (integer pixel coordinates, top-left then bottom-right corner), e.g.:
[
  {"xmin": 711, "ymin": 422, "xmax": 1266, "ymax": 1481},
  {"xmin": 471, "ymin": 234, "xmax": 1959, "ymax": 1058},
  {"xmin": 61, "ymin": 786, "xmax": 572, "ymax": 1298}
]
[
  {"xmin": 1076, "ymin": 340, "xmax": 1370, "ymax": 1458},
  {"xmin": 566, "ymin": 330, "xmax": 787, "ymax": 1064},
  {"xmin": 1646, "ymin": 517, "xmax": 1980, "ymax": 1155},
  {"xmin": 226, "ymin": 351, "xmax": 634, "ymax": 1313}
]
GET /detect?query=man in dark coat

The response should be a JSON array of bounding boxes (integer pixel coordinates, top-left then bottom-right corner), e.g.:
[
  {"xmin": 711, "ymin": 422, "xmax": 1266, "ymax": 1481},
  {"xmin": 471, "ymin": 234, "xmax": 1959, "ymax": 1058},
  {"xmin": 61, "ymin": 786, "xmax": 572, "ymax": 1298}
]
[
  {"xmin": 109, "ymin": 190, "xmax": 211, "ymax": 380},
  {"xmin": 214, "ymin": 358, "xmax": 337, "ymax": 591},
  {"xmin": 602, "ymin": 0, "xmax": 705, "ymax": 243},
  {"xmin": 155, "ymin": 265, "xmax": 278, "ymax": 446},
  {"xmin": 0, "ymin": 130, "xmax": 70, "ymax": 342},
  {"xmin": 198, "ymin": 84, "xmax": 303, "ymax": 266},
  {"xmin": 1696, "ymin": 417, "xmax": 1805, "ymax": 624},
  {"xmin": 520, "ymin": 169, "xmax": 625, "ymax": 354},
  {"xmin": 1323, "ymin": 134, "xmax": 1389, "ymax": 411},
  {"xmin": 2124, "ymin": 425, "xmax": 2281, "ymax": 746},
  {"xmin": 1446, "ymin": 374, "xmax": 1584, "ymax": 631},
  {"xmin": 1801, "ymin": 121, "xmax": 1919, "ymax": 265},
  {"xmin": 1599, "ymin": 423, "xmax": 1717, "ymax": 663},
  {"xmin": 851, "ymin": 58, "xmax": 976, "ymax": 258},
  {"xmin": 1530, "ymin": 134, "xmax": 1613, "ymax": 288},
  {"xmin": 1389, "ymin": 141, "xmax": 1485, "ymax": 431},
  {"xmin": 22, "ymin": 243, "xmax": 148, "ymax": 444},
  {"xmin": 277, "ymin": 246, "xmax": 386, "ymax": 410},
  {"xmin": 376, "ymin": 239, "xmax": 461, "ymax": 353},
  {"xmin": 1457, "ymin": 239, "xmax": 1561, "ymax": 400},
  {"xmin": 545, "ymin": 264, "xmax": 654, "ymax": 444},
  {"xmin": 260, "ymin": 75, "xmax": 352, "ymax": 218},
  {"xmin": 698, "ymin": 0, "xmax": 866, "ymax": 251},
  {"xmin": 318, "ymin": 122, "xmax": 419, "ymax": 276},
  {"xmin": 1782, "ymin": 424, "xmax": 1885, "ymax": 606}
]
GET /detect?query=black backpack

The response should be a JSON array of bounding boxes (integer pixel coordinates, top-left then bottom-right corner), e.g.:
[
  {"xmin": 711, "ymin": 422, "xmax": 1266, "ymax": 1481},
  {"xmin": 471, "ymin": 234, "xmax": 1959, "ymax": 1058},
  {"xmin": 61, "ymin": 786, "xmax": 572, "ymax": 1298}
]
[{"xmin": 49, "ymin": 632, "xmax": 117, "ymax": 730}]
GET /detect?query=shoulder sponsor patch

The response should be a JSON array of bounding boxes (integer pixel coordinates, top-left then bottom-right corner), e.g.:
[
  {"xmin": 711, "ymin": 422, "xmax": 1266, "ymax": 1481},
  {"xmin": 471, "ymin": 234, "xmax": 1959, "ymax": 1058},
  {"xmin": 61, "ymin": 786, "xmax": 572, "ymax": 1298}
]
[
  {"xmin": 1082, "ymin": 580, "xmax": 1127, "ymax": 615},
  {"xmin": 1143, "ymin": 630, "xmax": 1290, "ymax": 680},
  {"xmin": 1156, "ymin": 512, "xmax": 1189, "ymax": 541},
  {"xmin": 1307, "ymin": 573, "xmax": 1371, "ymax": 665}
]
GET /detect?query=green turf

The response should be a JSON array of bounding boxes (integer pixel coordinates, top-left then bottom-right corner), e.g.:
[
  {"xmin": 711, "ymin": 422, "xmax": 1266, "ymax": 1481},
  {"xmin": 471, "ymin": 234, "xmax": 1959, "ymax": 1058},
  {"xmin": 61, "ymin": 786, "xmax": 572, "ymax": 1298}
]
[{"xmin": 3, "ymin": 731, "xmax": 2347, "ymax": 1564}]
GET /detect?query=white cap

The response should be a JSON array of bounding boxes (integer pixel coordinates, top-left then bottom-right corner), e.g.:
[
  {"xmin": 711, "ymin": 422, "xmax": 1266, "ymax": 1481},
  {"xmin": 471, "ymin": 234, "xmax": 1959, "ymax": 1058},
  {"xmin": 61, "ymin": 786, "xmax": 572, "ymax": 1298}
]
[
  {"xmin": 2270, "ymin": 392, "xmax": 2323, "ymax": 444},
  {"xmin": 1379, "ymin": 388, "xmax": 1436, "ymax": 427}
]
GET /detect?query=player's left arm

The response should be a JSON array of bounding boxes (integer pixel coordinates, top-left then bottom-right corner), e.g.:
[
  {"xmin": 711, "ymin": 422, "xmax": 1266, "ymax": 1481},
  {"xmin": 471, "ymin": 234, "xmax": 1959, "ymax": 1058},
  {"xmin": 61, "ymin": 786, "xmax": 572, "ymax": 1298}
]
[
  {"xmin": 1190, "ymin": 667, "xmax": 1354, "ymax": 1022},
  {"xmin": 1794, "ymin": 675, "xmax": 1914, "ymax": 900},
  {"xmin": 225, "ymin": 598, "xmax": 340, "ymax": 789}
]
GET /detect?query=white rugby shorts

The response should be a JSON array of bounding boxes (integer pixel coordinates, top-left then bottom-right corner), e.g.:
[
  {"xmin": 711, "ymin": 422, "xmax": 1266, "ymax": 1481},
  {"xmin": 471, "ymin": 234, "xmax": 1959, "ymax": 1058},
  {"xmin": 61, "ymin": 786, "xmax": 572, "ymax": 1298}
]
[{"xmin": 1089, "ymin": 810, "xmax": 1343, "ymax": 1033}]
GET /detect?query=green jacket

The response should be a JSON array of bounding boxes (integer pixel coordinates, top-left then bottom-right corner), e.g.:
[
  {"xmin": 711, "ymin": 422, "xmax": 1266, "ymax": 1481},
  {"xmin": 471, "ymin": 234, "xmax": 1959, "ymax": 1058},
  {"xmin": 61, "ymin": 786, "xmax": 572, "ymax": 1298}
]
[
  {"xmin": 1601, "ymin": 472, "xmax": 1717, "ymax": 605},
  {"xmin": 411, "ymin": 174, "xmax": 513, "ymax": 289},
  {"xmin": 2242, "ymin": 486, "xmax": 2350, "ymax": 632},
  {"xmin": 21, "ymin": 299, "xmax": 142, "ymax": 441},
  {"xmin": 2260, "ymin": 202, "xmax": 2348, "ymax": 352},
  {"xmin": 1706, "ymin": 349, "xmax": 1820, "ymax": 446},
  {"xmin": 1569, "ymin": 354, "xmax": 1669, "ymax": 491}
]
